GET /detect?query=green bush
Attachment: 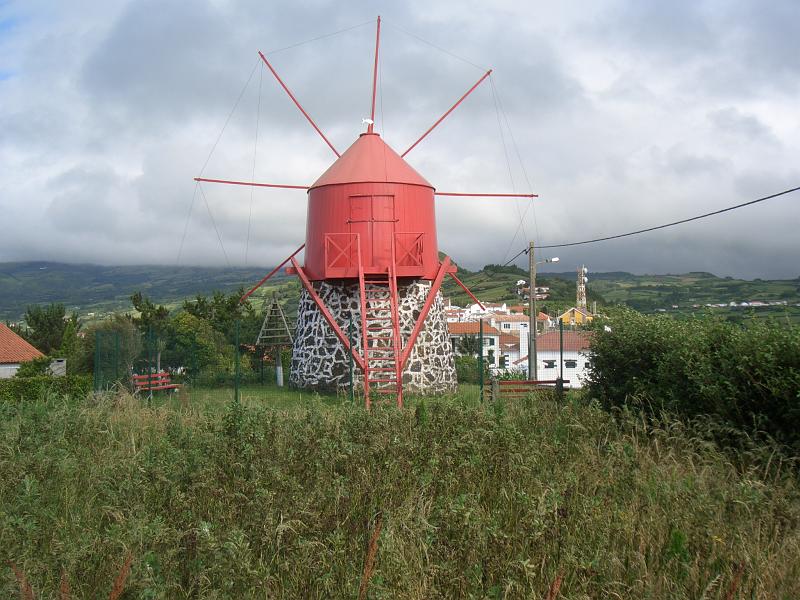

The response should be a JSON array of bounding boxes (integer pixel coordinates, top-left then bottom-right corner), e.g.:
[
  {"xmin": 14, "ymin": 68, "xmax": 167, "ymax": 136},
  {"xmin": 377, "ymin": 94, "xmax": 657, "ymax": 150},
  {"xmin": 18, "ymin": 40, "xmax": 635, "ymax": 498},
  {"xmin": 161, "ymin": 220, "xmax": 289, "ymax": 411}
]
[
  {"xmin": 587, "ymin": 309, "xmax": 800, "ymax": 451},
  {"xmin": 0, "ymin": 375, "xmax": 91, "ymax": 403},
  {"xmin": 455, "ymin": 355, "xmax": 481, "ymax": 384}
]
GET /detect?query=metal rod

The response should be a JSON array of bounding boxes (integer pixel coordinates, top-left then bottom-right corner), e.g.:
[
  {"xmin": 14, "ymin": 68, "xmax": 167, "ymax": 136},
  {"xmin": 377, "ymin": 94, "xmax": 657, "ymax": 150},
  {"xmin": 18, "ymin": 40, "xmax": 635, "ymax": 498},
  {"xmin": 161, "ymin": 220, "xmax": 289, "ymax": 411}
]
[
  {"xmin": 349, "ymin": 318, "xmax": 354, "ymax": 402},
  {"xmin": 292, "ymin": 257, "xmax": 366, "ymax": 371},
  {"xmin": 240, "ymin": 244, "xmax": 305, "ymax": 303},
  {"xmin": 235, "ymin": 320, "xmax": 241, "ymax": 402},
  {"xmin": 435, "ymin": 192, "xmax": 538, "ymax": 198},
  {"xmin": 447, "ymin": 271, "xmax": 485, "ymax": 310},
  {"xmin": 258, "ymin": 51, "xmax": 341, "ymax": 157},
  {"xmin": 195, "ymin": 177, "xmax": 309, "ymax": 190},
  {"xmin": 368, "ymin": 16, "xmax": 381, "ymax": 133},
  {"xmin": 401, "ymin": 69, "xmax": 492, "ymax": 157}
]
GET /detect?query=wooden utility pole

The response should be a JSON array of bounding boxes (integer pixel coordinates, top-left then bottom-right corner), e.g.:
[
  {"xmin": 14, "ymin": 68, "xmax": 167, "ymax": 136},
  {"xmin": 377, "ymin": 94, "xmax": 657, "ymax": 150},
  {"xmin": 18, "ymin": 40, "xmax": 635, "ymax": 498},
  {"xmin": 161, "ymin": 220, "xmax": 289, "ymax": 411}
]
[{"xmin": 528, "ymin": 241, "xmax": 537, "ymax": 380}]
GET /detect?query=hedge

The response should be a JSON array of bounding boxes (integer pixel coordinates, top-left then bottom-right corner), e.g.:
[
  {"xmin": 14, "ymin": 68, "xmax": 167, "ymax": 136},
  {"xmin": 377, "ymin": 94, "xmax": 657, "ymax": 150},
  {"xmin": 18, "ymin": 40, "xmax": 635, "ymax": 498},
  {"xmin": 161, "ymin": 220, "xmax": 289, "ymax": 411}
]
[
  {"xmin": 587, "ymin": 309, "xmax": 800, "ymax": 452},
  {"xmin": 0, "ymin": 375, "xmax": 92, "ymax": 403}
]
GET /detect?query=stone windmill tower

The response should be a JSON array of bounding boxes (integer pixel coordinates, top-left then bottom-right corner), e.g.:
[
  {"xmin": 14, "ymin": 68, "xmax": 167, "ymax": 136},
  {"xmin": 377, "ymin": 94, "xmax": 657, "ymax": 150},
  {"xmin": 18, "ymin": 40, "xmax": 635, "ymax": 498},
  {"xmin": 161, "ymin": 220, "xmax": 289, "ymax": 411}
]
[{"xmin": 197, "ymin": 17, "xmax": 536, "ymax": 408}]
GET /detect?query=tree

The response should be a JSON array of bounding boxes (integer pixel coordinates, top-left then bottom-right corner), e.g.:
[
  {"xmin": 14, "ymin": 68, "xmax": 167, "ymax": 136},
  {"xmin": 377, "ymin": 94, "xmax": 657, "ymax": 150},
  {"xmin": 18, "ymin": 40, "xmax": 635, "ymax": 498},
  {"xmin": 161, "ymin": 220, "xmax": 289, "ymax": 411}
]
[
  {"xmin": 23, "ymin": 304, "xmax": 78, "ymax": 355},
  {"xmin": 457, "ymin": 334, "xmax": 481, "ymax": 357},
  {"xmin": 183, "ymin": 289, "xmax": 260, "ymax": 344},
  {"xmin": 130, "ymin": 292, "xmax": 170, "ymax": 370},
  {"xmin": 72, "ymin": 315, "xmax": 142, "ymax": 378},
  {"xmin": 168, "ymin": 312, "xmax": 232, "ymax": 377}
]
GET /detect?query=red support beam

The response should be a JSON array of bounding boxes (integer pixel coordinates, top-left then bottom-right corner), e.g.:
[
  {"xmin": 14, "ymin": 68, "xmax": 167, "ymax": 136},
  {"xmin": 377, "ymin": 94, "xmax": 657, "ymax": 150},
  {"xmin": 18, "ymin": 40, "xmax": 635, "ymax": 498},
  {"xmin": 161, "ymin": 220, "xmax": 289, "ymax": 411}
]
[
  {"xmin": 291, "ymin": 257, "xmax": 366, "ymax": 371},
  {"xmin": 400, "ymin": 257, "xmax": 451, "ymax": 368},
  {"xmin": 368, "ymin": 16, "xmax": 381, "ymax": 134},
  {"xmin": 447, "ymin": 271, "xmax": 485, "ymax": 310},
  {"xmin": 240, "ymin": 244, "xmax": 305, "ymax": 303},
  {"xmin": 401, "ymin": 70, "xmax": 492, "ymax": 157},
  {"xmin": 195, "ymin": 177, "xmax": 309, "ymax": 190},
  {"xmin": 258, "ymin": 51, "xmax": 340, "ymax": 158},
  {"xmin": 435, "ymin": 192, "xmax": 538, "ymax": 198}
]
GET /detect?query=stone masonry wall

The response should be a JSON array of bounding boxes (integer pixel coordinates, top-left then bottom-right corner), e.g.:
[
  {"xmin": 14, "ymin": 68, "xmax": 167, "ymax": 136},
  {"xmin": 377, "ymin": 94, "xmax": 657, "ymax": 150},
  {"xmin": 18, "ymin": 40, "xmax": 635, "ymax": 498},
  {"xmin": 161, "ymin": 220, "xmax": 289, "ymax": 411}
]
[{"xmin": 290, "ymin": 279, "xmax": 456, "ymax": 394}]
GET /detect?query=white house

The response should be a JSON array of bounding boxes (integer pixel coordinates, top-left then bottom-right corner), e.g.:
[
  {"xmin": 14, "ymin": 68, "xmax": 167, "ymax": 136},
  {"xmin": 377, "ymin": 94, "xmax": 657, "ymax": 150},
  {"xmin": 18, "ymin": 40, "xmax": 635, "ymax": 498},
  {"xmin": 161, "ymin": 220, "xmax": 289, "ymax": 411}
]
[
  {"xmin": 447, "ymin": 320, "xmax": 502, "ymax": 370},
  {"xmin": 0, "ymin": 323, "xmax": 45, "ymax": 378},
  {"xmin": 514, "ymin": 330, "xmax": 593, "ymax": 388}
]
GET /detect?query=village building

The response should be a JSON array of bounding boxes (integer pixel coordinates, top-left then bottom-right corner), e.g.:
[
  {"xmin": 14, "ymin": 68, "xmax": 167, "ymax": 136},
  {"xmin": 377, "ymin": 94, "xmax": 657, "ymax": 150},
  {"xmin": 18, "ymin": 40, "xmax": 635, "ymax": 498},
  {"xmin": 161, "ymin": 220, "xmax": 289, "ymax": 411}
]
[
  {"xmin": 447, "ymin": 321, "xmax": 502, "ymax": 370},
  {"xmin": 558, "ymin": 307, "xmax": 594, "ymax": 326},
  {"xmin": 515, "ymin": 330, "xmax": 593, "ymax": 388},
  {"xmin": 0, "ymin": 323, "xmax": 44, "ymax": 379}
]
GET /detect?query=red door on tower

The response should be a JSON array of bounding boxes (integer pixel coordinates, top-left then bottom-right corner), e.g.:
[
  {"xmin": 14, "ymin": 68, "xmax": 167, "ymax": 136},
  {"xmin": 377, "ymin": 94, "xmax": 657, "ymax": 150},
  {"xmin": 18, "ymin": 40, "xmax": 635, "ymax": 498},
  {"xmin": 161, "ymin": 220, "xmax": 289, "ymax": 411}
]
[{"xmin": 349, "ymin": 195, "xmax": 396, "ymax": 269}]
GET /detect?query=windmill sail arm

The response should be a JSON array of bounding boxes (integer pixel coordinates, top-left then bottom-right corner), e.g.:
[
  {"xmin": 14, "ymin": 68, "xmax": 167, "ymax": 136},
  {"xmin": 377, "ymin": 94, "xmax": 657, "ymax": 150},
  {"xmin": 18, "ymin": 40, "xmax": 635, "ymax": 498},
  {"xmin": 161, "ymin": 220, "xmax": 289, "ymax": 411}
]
[
  {"xmin": 434, "ymin": 192, "xmax": 538, "ymax": 198},
  {"xmin": 195, "ymin": 177, "xmax": 310, "ymax": 190},
  {"xmin": 258, "ymin": 51, "xmax": 340, "ymax": 158},
  {"xmin": 401, "ymin": 69, "xmax": 492, "ymax": 158}
]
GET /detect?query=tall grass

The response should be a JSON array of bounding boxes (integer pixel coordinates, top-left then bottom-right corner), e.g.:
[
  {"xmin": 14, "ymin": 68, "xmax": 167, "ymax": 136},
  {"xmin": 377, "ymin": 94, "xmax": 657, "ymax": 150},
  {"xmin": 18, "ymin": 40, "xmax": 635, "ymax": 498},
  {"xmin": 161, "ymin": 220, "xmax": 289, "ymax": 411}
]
[{"xmin": 1, "ymin": 390, "xmax": 799, "ymax": 598}]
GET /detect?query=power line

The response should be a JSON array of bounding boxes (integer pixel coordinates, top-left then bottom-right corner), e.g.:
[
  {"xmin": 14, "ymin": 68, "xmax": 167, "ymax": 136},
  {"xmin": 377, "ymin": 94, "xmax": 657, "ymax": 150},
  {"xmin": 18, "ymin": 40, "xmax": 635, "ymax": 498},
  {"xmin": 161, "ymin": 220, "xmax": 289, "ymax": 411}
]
[{"xmin": 504, "ymin": 185, "xmax": 800, "ymax": 265}]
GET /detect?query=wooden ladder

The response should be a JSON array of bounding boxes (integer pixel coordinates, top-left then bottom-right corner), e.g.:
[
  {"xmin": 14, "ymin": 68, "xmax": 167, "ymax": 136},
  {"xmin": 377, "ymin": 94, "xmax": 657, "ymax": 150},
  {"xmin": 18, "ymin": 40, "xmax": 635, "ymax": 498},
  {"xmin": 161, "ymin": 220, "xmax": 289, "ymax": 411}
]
[{"xmin": 358, "ymin": 263, "xmax": 403, "ymax": 409}]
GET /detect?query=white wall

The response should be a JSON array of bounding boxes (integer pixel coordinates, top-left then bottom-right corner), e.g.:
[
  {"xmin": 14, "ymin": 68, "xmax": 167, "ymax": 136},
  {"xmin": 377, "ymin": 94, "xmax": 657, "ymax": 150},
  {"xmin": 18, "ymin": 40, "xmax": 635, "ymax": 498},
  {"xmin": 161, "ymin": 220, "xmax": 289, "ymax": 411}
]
[
  {"xmin": 536, "ymin": 350, "xmax": 592, "ymax": 388},
  {"xmin": 0, "ymin": 363, "xmax": 20, "ymax": 379}
]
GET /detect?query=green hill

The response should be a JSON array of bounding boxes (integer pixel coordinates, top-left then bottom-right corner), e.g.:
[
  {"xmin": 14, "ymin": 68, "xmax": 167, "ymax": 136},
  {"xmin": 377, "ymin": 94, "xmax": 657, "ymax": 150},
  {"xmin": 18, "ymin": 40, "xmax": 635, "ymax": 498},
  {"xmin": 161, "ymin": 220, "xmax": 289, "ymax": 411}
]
[{"xmin": 1, "ymin": 261, "xmax": 798, "ymax": 323}]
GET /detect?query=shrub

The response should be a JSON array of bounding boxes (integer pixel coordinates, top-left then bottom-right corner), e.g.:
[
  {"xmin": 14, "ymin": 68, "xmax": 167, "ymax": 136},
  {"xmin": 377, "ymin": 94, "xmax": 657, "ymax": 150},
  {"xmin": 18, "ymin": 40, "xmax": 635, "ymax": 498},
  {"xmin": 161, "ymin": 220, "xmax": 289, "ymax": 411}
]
[
  {"xmin": 0, "ymin": 375, "xmax": 92, "ymax": 403},
  {"xmin": 587, "ymin": 309, "xmax": 800, "ymax": 452}
]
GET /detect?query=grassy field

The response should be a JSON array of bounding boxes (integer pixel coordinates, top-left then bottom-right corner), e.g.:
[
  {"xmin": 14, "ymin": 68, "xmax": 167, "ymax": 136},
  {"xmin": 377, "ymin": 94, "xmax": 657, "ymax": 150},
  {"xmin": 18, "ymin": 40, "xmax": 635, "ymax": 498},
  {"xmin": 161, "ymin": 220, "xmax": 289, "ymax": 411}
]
[{"xmin": 2, "ymin": 387, "xmax": 799, "ymax": 598}]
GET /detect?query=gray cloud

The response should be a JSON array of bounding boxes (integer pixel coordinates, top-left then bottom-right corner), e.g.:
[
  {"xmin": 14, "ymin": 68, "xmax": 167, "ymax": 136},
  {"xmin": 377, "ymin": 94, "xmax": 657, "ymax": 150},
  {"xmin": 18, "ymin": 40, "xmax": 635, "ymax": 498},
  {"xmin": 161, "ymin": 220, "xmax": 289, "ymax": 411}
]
[{"xmin": 0, "ymin": 0, "xmax": 798, "ymax": 280}]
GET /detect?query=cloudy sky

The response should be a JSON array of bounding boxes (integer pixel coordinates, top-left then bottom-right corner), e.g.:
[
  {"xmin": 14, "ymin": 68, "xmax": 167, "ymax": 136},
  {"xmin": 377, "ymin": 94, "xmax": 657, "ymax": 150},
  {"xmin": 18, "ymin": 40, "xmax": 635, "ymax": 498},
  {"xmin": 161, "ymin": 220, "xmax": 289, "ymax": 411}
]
[{"xmin": 1, "ymin": 0, "xmax": 798, "ymax": 279}]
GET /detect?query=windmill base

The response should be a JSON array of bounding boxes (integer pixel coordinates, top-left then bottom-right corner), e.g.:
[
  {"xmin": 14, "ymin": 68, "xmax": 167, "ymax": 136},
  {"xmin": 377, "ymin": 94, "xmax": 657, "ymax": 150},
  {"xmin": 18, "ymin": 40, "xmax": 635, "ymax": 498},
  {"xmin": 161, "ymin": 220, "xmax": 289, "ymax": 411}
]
[{"xmin": 290, "ymin": 279, "xmax": 457, "ymax": 394}]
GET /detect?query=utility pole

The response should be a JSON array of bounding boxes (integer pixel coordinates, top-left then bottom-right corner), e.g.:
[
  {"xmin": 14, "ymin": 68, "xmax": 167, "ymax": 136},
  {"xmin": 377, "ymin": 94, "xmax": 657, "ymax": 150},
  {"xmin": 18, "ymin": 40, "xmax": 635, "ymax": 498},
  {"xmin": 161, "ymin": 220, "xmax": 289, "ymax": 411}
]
[{"xmin": 528, "ymin": 241, "xmax": 537, "ymax": 380}]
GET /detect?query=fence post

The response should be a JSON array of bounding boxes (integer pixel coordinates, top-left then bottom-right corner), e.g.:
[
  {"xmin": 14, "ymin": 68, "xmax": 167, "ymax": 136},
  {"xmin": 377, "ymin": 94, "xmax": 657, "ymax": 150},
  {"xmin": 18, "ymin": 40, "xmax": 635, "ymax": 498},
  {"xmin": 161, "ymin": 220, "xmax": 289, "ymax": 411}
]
[
  {"xmin": 491, "ymin": 377, "xmax": 499, "ymax": 402},
  {"xmin": 93, "ymin": 330, "xmax": 101, "ymax": 392},
  {"xmin": 147, "ymin": 327, "xmax": 153, "ymax": 406},
  {"xmin": 276, "ymin": 346, "xmax": 284, "ymax": 387},
  {"xmin": 234, "ymin": 320, "xmax": 241, "ymax": 403},
  {"xmin": 114, "ymin": 330, "xmax": 121, "ymax": 384},
  {"xmin": 557, "ymin": 319, "xmax": 564, "ymax": 399},
  {"xmin": 349, "ymin": 318, "xmax": 355, "ymax": 402},
  {"xmin": 479, "ymin": 319, "xmax": 484, "ymax": 401}
]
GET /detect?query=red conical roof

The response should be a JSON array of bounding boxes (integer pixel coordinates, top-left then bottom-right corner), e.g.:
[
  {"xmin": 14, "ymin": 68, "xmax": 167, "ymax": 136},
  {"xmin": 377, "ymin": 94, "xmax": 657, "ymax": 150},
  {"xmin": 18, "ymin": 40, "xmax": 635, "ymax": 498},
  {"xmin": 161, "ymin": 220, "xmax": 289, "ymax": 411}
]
[{"xmin": 310, "ymin": 132, "xmax": 433, "ymax": 189}]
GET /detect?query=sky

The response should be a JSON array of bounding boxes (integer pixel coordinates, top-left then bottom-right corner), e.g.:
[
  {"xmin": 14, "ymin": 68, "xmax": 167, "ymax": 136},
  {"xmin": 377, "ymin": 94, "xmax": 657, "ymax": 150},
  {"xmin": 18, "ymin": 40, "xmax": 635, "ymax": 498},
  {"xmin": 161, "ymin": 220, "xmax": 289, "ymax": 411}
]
[{"xmin": 1, "ymin": 0, "xmax": 798, "ymax": 279}]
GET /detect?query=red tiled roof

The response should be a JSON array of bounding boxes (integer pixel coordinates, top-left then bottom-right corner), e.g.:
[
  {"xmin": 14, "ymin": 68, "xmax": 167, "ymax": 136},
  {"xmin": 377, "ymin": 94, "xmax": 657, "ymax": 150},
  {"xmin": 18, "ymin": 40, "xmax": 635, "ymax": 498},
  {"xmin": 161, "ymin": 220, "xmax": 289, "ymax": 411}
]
[
  {"xmin": 534, "ymin": 330, "xmax": 592, "ymax": 352},
  {"xmin": 448, "ymin": 321, "xmax": 501, "ymax": 336},
  {"xmin": 0, "ymin": 323, "xmax": 44, "ymax": 363},
  {"xmin": 499, "ymin": 333, "xmax": 520, "ymax": 348},
  {"xmin": 492, "ymin": 314, "xmax": 529, "ymax": 322}
]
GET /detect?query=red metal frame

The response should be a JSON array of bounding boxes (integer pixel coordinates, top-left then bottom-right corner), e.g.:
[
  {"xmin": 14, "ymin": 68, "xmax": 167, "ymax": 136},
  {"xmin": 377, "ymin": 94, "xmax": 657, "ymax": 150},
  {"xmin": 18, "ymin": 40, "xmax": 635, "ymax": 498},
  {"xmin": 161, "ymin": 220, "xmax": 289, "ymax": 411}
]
[
  {"xmin": 195, "ymin": 177, "xmax": 309, "ymax": 190},
  {"xmin": 400, "ymin": 256, "xmax": 451, "ymax": 367},
  {"xmin": 292, "ymin": 256, "xmax": 365, "ymax": 371},
  {"xmin": 394, "ymin": 232, "xmax": 424, "ymax": 267},
  {"xmin": 258, "ymin": 51, "xmax": 340, "ymax": 158},
  {"xmin": 240, "ymin": 244, "xmax": 305, "ymax": 303},
  {"xmin": 356, "ymin": 239, "xmax": 371, "ymax": 407},
  {"xmin": 324, "ymin": 233, "xmax": 359, "ymax": 277},
  {"xmin": 368, "ymin": 16, "xmax": 381, "ymax": 134},
  {"xmin": 447, "ymin": 271, "xmax": 485, "ymax": 310},
  {"xmin": 388, "ymin": 240, "xmax": 403, "ymax": 408},
  {"xmin": 401, "ymin": 70, "xmax": 492, "ymax": 157}
]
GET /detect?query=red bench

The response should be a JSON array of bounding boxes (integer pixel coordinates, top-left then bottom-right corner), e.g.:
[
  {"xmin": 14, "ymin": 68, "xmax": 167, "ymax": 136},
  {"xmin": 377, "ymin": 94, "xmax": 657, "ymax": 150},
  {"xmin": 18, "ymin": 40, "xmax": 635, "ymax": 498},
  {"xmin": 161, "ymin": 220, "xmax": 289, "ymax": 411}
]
[
  {"xmin": 484, "ymin": 379, "xmax": 570, "ymax": 400},
  {"xmin": 132, "ymin": 371, "xmax": 182, "ymax": 393}
]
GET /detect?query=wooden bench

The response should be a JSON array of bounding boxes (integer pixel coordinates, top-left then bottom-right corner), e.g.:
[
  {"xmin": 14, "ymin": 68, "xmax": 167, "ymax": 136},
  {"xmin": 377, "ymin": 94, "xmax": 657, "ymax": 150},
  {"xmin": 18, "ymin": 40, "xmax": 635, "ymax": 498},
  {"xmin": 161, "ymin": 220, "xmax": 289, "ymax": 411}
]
[
  {"xmin": 132, "ymin": 371, "xmax": 182, "ymax": 394},
  {"xmin": 483, "ymin": 378, "xmax": 570, "ymax": 400}
]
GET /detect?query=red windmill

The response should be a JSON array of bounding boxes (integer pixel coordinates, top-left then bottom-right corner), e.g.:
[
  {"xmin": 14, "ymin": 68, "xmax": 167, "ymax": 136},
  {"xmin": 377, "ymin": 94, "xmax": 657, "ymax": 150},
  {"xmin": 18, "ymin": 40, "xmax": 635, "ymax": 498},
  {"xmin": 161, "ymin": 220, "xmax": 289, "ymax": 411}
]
[{"xmin": 196, "ymin": 17, "xmax": 537, "ymax": 408}]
